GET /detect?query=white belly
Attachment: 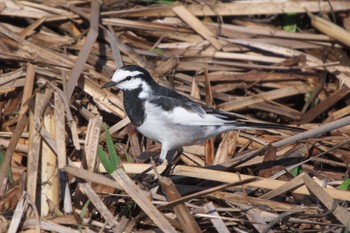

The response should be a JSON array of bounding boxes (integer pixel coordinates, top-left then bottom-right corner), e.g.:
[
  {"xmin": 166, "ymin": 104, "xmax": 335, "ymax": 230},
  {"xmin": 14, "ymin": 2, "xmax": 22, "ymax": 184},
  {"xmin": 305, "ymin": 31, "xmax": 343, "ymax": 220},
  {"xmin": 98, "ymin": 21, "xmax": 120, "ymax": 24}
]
[
  {"xmin": 136, "ymin": 101, "xmax": 236, "ymax": 149},
  {"xmin": 137, "ymin": 120, "xmax": 207, "ymax": 148}
]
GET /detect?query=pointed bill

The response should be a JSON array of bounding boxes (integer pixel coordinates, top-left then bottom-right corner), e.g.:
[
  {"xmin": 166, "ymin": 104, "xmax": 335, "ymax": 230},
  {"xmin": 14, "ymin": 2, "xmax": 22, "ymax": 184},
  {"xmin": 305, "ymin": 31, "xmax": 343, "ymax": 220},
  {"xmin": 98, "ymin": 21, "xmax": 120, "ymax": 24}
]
[{"xmin": 101, "ymin": 81, "xmax": 118, "ymax": 89}]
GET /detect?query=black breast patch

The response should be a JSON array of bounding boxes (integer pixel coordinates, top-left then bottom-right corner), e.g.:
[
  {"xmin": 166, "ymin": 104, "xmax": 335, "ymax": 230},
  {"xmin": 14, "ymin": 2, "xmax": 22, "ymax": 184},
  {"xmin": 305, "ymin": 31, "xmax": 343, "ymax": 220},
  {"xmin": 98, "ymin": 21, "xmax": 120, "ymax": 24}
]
[{"xmin": 123, "ymin": 88, "xmax": 146, "ymax": 127}]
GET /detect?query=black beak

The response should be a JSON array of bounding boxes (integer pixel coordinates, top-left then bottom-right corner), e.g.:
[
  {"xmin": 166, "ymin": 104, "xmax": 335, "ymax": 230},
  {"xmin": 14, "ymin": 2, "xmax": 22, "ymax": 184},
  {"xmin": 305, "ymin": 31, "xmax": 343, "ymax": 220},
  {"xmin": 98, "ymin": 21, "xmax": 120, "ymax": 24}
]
[{"xmin": 101, "ymin": 81, "xmax": 118, "ymax": 89}]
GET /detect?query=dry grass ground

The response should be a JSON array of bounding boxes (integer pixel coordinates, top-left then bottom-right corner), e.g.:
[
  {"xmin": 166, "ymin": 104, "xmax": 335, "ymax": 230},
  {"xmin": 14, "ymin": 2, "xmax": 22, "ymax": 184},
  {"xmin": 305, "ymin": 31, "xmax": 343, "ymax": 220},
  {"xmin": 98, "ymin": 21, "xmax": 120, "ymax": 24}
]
[{"xmin": 1, "ymin": 0, "xmax": 350, "ymax": 232}]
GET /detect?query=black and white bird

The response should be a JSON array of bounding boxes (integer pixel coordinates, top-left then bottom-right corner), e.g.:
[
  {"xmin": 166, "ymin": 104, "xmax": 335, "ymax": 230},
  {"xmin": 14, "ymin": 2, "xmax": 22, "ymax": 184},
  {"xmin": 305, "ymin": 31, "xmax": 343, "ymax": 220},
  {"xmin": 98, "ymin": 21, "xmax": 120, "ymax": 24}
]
[{"xmin": 102, "ymin": 65, "xmax": 300, "ymax": 163}]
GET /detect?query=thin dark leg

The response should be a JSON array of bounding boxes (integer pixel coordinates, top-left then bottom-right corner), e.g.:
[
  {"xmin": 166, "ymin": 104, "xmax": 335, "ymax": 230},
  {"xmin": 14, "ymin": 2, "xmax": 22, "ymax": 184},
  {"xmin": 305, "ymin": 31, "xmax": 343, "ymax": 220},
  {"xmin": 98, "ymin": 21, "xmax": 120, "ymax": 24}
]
[{"xmin": 160, "ymin": 147, "xmax": 183, "ymax": 176}]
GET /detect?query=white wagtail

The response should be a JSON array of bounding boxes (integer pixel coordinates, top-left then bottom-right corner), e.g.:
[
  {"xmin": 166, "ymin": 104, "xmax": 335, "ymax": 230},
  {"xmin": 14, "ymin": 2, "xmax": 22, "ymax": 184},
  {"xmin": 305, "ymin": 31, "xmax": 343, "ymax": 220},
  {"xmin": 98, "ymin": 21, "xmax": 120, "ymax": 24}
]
[{"xmin": 102, "ymin": 65, "xmax": 301, "ymax": 163}]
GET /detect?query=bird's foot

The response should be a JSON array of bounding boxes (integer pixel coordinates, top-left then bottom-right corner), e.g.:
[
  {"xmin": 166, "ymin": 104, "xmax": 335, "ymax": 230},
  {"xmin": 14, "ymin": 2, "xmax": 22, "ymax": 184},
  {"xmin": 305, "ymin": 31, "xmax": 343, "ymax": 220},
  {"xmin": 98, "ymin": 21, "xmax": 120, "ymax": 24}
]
[{"xmin": 136, "ymin": 150, "xmax": 160, "ymax": 163}]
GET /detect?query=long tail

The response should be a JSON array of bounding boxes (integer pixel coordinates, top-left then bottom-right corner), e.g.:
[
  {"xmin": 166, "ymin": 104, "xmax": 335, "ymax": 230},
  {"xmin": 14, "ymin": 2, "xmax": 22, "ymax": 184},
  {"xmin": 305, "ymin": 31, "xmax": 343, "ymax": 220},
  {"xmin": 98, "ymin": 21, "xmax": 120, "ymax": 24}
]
[
  {"xmin": 233, "ymin": 121, "xmax": 304, "ymax": 132},
  {"xmin": 211, "ymin": 108, "xmax": 304, "ymax": 132}
]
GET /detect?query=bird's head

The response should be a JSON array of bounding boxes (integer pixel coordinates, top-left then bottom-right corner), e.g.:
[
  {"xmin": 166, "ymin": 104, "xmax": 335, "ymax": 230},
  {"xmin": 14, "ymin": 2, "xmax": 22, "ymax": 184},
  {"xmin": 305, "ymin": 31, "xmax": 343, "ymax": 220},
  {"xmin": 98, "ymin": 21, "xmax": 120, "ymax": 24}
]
[{"xmin": 101, "ymin": 65, "xmax": 155, "ymax": 93}]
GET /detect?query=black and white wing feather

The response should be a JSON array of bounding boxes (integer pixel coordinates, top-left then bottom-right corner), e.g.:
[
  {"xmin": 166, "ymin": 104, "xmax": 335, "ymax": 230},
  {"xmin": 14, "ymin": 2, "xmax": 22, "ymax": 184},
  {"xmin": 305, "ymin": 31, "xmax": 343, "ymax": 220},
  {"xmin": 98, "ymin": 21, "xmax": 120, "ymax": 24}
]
[{"xmin": 150, "ymin": 86, "xmax": 301, "ymax": 131}]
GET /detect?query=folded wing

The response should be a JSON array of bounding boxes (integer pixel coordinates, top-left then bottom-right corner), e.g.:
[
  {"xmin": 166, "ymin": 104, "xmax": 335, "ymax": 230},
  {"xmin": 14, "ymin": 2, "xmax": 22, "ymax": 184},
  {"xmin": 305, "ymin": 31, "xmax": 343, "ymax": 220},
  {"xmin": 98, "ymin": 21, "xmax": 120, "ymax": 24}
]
[{"xmin": 149, "ymin": 95, "xmax": 302, "ymax": 131}]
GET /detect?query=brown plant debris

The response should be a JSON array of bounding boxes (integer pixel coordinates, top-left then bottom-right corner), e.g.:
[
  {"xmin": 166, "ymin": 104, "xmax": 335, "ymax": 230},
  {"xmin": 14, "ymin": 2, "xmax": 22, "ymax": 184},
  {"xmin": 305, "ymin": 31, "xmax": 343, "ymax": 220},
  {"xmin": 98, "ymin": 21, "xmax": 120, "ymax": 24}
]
[{"xmin": 0, "ymin": 0, "xmax": 350, "ymax": 232}]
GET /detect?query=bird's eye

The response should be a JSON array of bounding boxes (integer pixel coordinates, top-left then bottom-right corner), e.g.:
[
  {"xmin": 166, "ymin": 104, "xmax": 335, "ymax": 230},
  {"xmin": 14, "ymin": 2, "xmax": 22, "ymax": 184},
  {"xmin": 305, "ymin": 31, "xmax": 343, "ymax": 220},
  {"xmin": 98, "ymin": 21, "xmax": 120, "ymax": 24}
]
[{"xmin": 126, "ymin": 76, "xmax": 132, "ymax": 81}]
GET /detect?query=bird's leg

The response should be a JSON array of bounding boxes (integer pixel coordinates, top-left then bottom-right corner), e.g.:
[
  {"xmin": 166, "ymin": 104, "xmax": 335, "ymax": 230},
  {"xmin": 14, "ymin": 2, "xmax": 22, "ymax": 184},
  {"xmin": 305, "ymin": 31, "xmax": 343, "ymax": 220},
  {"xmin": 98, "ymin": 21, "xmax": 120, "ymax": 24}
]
[
  {"xmin": 159, "ymin": 147, "xmax": 183, "ymax": 176},
  {"xmin": 174, "ymin": 147, "xmax": 183, "ymax": 161},
  {"xmin": 159, "ymin": 147, "xmax": 182, "ymax": 164},
  {"xmin": 132, "ymin": 149, "xmax": 164, "ymax": 182},
  {"xmin": 134, "ymin": 147, "xmax": 182, "ymax": 182},
  {"xmin": 159, "ymin": 148, "xmax": 169, "ymax": 164},
  {"xmin": 136, "ymin": 150, "xmax": 160, "ymax": 163}
]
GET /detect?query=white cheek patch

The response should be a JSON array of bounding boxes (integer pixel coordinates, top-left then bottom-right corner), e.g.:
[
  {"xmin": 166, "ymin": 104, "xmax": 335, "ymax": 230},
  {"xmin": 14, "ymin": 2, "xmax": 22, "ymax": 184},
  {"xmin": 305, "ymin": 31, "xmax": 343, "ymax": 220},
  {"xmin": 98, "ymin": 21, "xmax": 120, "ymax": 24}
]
[
  {"xmin": 169, "ymin": 107, "xmax": 228, "ymax": 126},
  {"xmin": 112, "ymin": 70, "xmax": 142, "ymax": 83},
  {"xmin": 138, "ymin": 82, "xmax": 152, "ymax": 99}
]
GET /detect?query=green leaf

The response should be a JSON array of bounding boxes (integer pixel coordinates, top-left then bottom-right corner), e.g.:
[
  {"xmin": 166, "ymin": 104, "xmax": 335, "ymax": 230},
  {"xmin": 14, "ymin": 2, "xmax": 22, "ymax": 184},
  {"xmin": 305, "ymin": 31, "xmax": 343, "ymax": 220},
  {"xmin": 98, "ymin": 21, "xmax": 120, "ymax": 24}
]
[
  {"xmin": 283, "ymin": 13, "xmax": 297, "ymax": 32},
  {"xmin": 339, "ymin": 178, "xmax": 350, "ymax": 191},
  {"xmin": 78, "ymin": 199, "xmax": 91, "ymax": 230},
  {"xmin": 149, "ymin": 48, "xmax": 163, "ymax": 55},
  {"xmin": 0, "ymin": 149, "xmax": 13, "ymax": 184},
  {"xmin": 97, "ymin": 146, "xmax": 115, "ymax": 174},
  {"xmin": 80, "ymin": 199, "xmax": 91, "ymax": 219},
  {"xmin": 290, "ymin": 166, "xmax": 301, "ymax": 177},
  {"xmin": 7, "ymin": 165, "xmax": 13, "ymax": 184},
  {"xmin": 344, "ymin": 225, "xmax": 349, "ymax": 233},
  {"xmin": 98, "ymin": 128, "xmax": 123, "ymax": 174},
  {"xmin": 125, "ymin": 152, "xmax": 134, "ymax": 163},
  {"xmin": 105, "ymin": 128, "xmax": 120, "ymax": 168}
]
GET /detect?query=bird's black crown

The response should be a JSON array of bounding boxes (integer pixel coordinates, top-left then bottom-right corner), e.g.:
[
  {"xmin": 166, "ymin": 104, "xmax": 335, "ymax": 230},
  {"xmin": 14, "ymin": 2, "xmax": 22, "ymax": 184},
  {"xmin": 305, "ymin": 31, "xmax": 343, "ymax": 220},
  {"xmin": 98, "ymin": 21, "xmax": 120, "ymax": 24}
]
[{"xmin": 121, "ymin": 65, "xmax": 156, "ymax": 85}]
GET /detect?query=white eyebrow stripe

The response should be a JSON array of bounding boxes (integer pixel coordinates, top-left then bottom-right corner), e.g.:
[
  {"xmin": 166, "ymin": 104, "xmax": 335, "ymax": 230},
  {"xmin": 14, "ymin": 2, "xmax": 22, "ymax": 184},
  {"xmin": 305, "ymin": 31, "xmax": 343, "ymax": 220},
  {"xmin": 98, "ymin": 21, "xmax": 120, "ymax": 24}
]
[{"xmin": 112, "ymin": 70, "xmax": 142, "ymax": 82}]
